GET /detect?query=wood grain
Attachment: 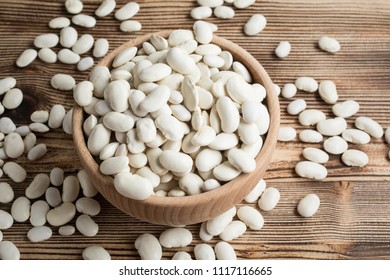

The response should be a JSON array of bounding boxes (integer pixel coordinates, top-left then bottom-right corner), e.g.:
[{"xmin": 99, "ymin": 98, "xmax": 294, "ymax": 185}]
[{"xmin": 0, "ymin": 0, "xmax": 390, "ymax": 259}]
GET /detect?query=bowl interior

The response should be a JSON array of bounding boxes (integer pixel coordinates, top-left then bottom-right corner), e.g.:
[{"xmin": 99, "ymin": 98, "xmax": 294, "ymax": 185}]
[{"xmin": 73, "ymin": 30, "xmax": 280, "ymax": 226}]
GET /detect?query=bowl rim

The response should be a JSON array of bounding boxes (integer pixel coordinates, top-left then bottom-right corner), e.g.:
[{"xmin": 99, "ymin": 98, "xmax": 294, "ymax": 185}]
[{"xmin": 72, "ymin": 30, "xmax": 280, "ymax": 225}]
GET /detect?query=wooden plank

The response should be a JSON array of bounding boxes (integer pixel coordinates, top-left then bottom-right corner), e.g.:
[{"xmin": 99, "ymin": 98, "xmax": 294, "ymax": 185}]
[{"xmin": 0, "ymin": 0, "xmax": 389, "ymax": 259}]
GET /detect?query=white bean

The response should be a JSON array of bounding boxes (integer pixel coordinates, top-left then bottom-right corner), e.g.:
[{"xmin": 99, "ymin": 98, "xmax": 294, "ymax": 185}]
[
  {"xmin": 76, "ymin": 214, "xmax": 99, "ymax": 237},
  {"xmin": 82, "ymin": 246, "xmax": 111, "ymax": 260},
  {"xmin": 11, "ymin": 196, "xmax": 31, "ymax": 222},
  {"xmin": 299, "ymin": 129, "xmax": 323, "ymax": 143},
  {"xmin": 45, "ymin": 187, "xmax": 62, "ymax": 208},
  {"xmin": 237, "ymin": 205, "xmax": 264, "ymax": 230},
  {"xmin": 0, "ymin": 241, "xmax": 20, "ymax": 260},
  {"xmin": 0, "ymin": 182, "xmax": 14, "ymax": 203},
  {"xmin": 342, "ymin": 129, "xmax": 371, "ymax": 144},
  {"xmin": 303, "ymin": 147, "xmax": 329, "ymax": 164},
  {"xmin": 295, "ymin": 77, "xmax": 318, "ymax": 92},
  {"xmin": 65, "ymin": 0, "xmax": 83, "ymax": 14},
  {"xmin": 95, "ymin": 0, "xmax": 116, "ymax": 17},
  {"xmin": 27, "ymin": 226, "xmax": 52, "ymax": 242},
  {"xmin": 16, "ymin": 49, "xmax": 37, "ymax": 67},
  {"xmin": 318, "ymin": 36, "xmax": 340, "ymax": 53},
  {"xmin": 355, "ymin": 116, "xmax": 384, "ymax": 139},
  {"xmin": 214, "ymin": 6, "xmax": 235, "ymax": 19},
  {"xmin": 282, "ymin": 83, "xmax": 297, "ymax": 99},
  {"xmin": 193, "ymin": 20, "xmax": 213, "ymax": 44},
  {"xmin": 244, "ymin": 14, "xmax": 267, "ymax": 36},
  {"xmin": 316, "ymin": 117, "xmax": 347, "ymax": 136},
  {"xmin": 93, "ymin": 38, "xmax": 109, "ymax": 58},
  {"xmin": 324, "ymin": 136, "xmax": 348, "ymax": 155},
  {"xmin": 194, "ymin": 244, "xmax": 215, "ymax": 260},
  {"xmin": 38, "ymin": 48, "xmax": 57, "ymax": 63},
  {"xmin": 34, "ymin": 33, "xmax": 59, "ymax": 49},
  {"xmin": 134, "ymin": 233, "xmax": 162, "ymax": 260},
  {"xmin": 172, "ymin": 251, "xmax": 192, "ymax": 260},
  {"xmin": 115, "ymin": 2, "xmax": 140, "ymax": 21},
  {"xmin": 258, "ymin": 187, "xmax": 280, "ymax": 211},
  {"xmin": 234, "ymin": 0, "xmax": 256, "ymax": 9},
  {"xmin": 120, "ymin": 20, "xmax": 142, "ymax": 32},
  {"xmin": 3, "ymin": 162, "xmax": 27, "ymax": 183},
  {"xmin": 62, "ymin": 175, "xmax": 80, "ymax": 202},
  {"xmin": 275, "ymin": 41, "xmax": 291, "ymax": 58},
  {"xmin": 60, "ymin": 26, "xmax": 78, "ymax": 48},
  {"xmin": 114, "ymin": 172, "xmax": 153, "ymax": 200},
  {"xmin": 297, "ymin": 194, "xmax": 320, "ymax": 217},
  {"xmin": 219, "ymin": 220, "xmax": 247, "ymax": 241},
  {"xmin": 59, "ymin": 225, "xmax": 76, "ymax": 236},
  {"xmin": 0, "ymin": 210, "xmax": 13, "ymax": 230},
  {"xmin": 341, "ymin": 149, "xmax": 369, "ymax": 167},
  {"xmin": 278, "ymin": 126, "xmax": 297, "ymax": 141},
  {"xmin": 206, "ymin": 207, "xmax": 236, "ymax": 236},
  {"xmin": 299, "ymin": 109, "xmax": 326, "ymax": 126},
  {"xmin": 295, "ymin": 161, "xmax": 327, "ymax": 180},
  {"xmin": 159, "ymin": 228, "xmax": 192, "ymax": 248},
  {"xmin": 72, "ymin": 14, "xmax": 96, "ymax": 28},
  {"xmin": 318, "ymin": 80, "xmax": 338, "ymax": 104},
  {"xmin": 191, "ymin": 6, "xmax": 212, "ymax": 20},
  {"xmin": 215, "ymin": 241, "xmax": 236, "ymax": 260},
  {"xmin": 58, "ymin": 49, "xmax": 80, "ymax": 64},
  {"xmin": 25, "ymin": 173, "xmax": 50, "ymax": 199},
  {"xmin": 244, "ymin": 179, "xmax": 266, "ymax": 203},
  {"xmin": 49, "ymin": 17, "xmax": 71, "ymax": 29}
]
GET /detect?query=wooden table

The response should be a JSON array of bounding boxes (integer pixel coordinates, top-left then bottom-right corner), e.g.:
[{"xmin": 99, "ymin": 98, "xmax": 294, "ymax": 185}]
[{"xmin": 0, "ymin": 0, "xmax": 389, "ymax": 260}]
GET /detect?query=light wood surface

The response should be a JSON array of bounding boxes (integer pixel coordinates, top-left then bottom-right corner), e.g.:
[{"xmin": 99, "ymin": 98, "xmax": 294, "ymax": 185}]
[
  {"xmin": 73, "ymin": 30, "xmax": 280, "ymax": 226},
  {"xmin": 0, "ymin": 0, "xmax": 390, "ymax": 259}
]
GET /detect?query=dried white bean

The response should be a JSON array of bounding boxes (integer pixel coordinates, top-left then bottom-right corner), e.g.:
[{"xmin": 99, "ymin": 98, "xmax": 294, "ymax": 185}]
[
  {"xmin": 318, "ymin": 80, "xmax": 338, "ymax": 104},
  {"xmin": 278, "ymin": 126, "xmax": 297, "ymax": 142},
  {"xmin": 27, "ymin": 143, "xmax": 47, "ymax": 161},
  {"xmin": 215, "ymin": 241, "xmax": 236, "ymax": 260},
  {"xmin": 34, "ymin": 33, "xmax": 59, "ymax": 49},
  {"xmin": 27, "ymin": 226, "xmax": 52, "ymax": 242},
  {"xmin": 219, "ymin": 220, "xmax": 246, "ymax": 241},
  {"xmin": 159, "ymin": 228, "xmax": 192, "ymax": 248},
  {"xmin": 135, "ymin": 233, "xmax": 162, "ymax": 260},
  {"xmin": 341, "ymin": 149, "xmax": 369, "ymax": 167},
  {"xmin": 95, "ymin": 0, "xmax": 116, "ymax": 17},
  {"xmin": 3, "ymin": 162, "xmax": 26, "ymax": 183},
  {"xmin": 191, "ymin": 6, "xmax": 212, "ymax": 20},
  {"xmin": 303, "ymin": 147, "xmax": 329, "ymax": 164},
  {"xmin": 324, "ymin": 136, "xmax": 348, "ymax": 155},
  {"xmin": 93, "ymin": 38, "xmax": 109, "ymax": 58},
  {"xmin": 120, "ymin": 20, "xmax": 142, "ymax": 32},
  {"xmin": 237, "ymin": 205, "xmax": 264, "ymax": 230},
  {"xmin": 244, "ymin": 179, "xmax": 266, "ymax": 203},
  {"xmin": 295, "ymin": 77, "xmax": 318, "ymax": 92},
  {"xmin": 0, "ymin": 241, "xmax": 20, "ymax": 260},
  {"xmin": 65, "ymin": 0, "xmax": 83, "ymax": 14},
  {"xmin": 194, "ymin": 244, "xmax": 215, "ymax": 260},
  {"xmin": 58, "ymin": 49, "xmax": 80, "ymax": 64},
  {"xmin": 114, "ymin": 172, "xmax": 153, "ymax": 200},
  {"xmin": 275, "ymin": 41, "xmax": 291, "ymax": 58},
  {"xmin": 206, "ymin": 207, "xmax": 236, "ymax": 236},
  {"xmin": 299, "ymin": 109, "xmax": 326, "ymax": 126},
  {"xmin": 0, "ymin": 182, "xmax": 14, "ymax": 203},
  {"xmin": 316, "ymin": 117, "xmax": 347, "ymax": 136},
  {"xmin": 355, "ymin": 116, "xmax": 384, "ymax": 139},
  {"xmin": 244, "ymin": 14, "xmax": 267, "ymax": 36},
  {"xmin": 58, "ymin": 225, "xmax": 76, "ymax": 236},
  {"xmin": 172, "ymin": 251, "xmax": 192, "ymax": 260},
  {"xmin": 318, "ymin": 36, "xmax": 340, "ymax": 53},
  {"xmin": 11, "ymin": 196, "xmax": 30, "ymax": 222},
  {"xmin": 193, "ymin": 20, "xmax": 213, "ymax": 44},
  {"xmin": 45, "ymin": 187, "xmax": 62, "ymax": 208},
  {"xmin": 115, "ymin": 2, "xmax": 140, "ymax": 20},
  {"xmin": 49, "ymin": 17, "xmax": 71, "ymax": 29},
  {"xmin": 60, "ymin": 27, "xmax": 78, "ymax": 48},
  {"xmin": 258, "ymin": 187, "xmax": 280, "ymax": 211},
  {"xmin": 38, "ymin": 48, "xmax": 57, "ymax": 63},
  {"xmin": 4, "ymin": 132, "xmax": 24, "ymax": 158},
  {"xmin": 297, "ymin": 194, "xmax": 320, "ymax": 217},
  {"xmin": 62, "ymin": 175, "xmax": 80, "ymax": 202},
  {"xmin": 214, "ymin": 5, "xmax": 235, "ymax": 19},
  {"xmin": 342, "ymin": 129, "xmax": 371, "ymax": 144},
  {"xmin": 299, "ymin": 129, "xmax": 323, "ymax": 143},
  {"xmin": 76, "ymin": 214, "xmax": 99, "ymax": 237},
  {"xmin": 72, "ymin": 14, "xmax": 96, "ymax": 28},
  {"xmin": 25, "ymin": 173, "xmax": 50, "ymax": 199},
  {"xmin": 0, "ymin": 210, "xmax": 13, "ymax": 229},
  {"xmin": 282, "ymin": 83, "xmax": 297, "ymax": 99},
  {"xmin": 83, "ymin": 246, "xmax": 111, "ymax": 260},
  {"xmin": 49, "ymin": 104, "xmax": 66, "ymax": 129},
  {"xmin": 16, "ymin": 49, "xmax": 37, "ymax": 67}
]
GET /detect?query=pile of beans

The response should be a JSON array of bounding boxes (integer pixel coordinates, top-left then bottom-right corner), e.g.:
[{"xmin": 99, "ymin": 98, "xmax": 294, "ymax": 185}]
[{"xmin": 77, "ymin": 26, "xmax": 270, "ymax": 200}]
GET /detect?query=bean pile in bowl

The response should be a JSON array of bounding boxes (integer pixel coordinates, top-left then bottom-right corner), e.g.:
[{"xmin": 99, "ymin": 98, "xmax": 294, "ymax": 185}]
[{"xmin": 72, "ymin": 26, "xmax": 280, "ymax": 226}]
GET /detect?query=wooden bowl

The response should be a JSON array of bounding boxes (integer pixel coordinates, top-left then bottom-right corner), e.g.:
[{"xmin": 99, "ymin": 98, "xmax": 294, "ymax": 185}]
[{"xmin": 73, "ymin": 30, "xmax": 280, "ymax": 226}]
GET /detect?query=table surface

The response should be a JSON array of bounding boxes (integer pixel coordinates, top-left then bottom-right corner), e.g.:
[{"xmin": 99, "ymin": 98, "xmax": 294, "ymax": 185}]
[{"xmin": 0, "ymin": 0, "xmax": 389, "ymax": 260}]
